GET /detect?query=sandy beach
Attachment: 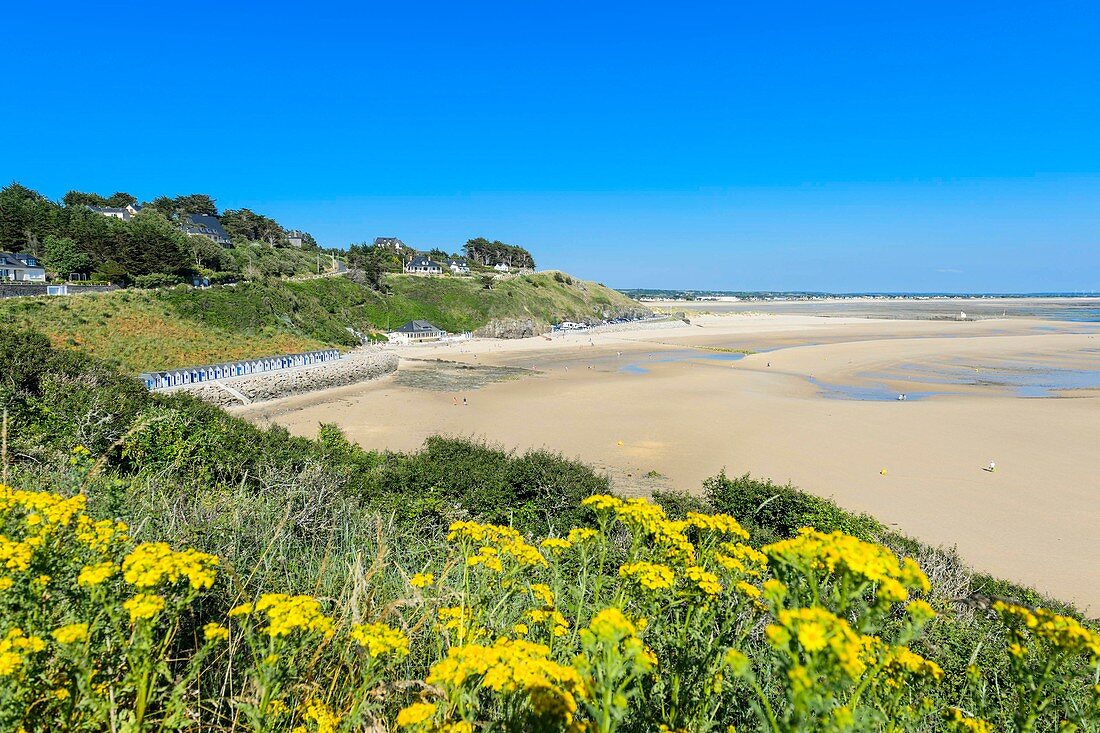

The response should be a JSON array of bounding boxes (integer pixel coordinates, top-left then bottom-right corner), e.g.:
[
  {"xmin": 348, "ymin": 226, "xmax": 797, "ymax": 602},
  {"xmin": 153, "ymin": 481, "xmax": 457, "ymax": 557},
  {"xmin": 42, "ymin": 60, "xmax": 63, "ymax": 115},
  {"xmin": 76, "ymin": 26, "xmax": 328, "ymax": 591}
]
[{"xmin": 234, "ymin": 305, "xmax": 1100, "ymax": 612}]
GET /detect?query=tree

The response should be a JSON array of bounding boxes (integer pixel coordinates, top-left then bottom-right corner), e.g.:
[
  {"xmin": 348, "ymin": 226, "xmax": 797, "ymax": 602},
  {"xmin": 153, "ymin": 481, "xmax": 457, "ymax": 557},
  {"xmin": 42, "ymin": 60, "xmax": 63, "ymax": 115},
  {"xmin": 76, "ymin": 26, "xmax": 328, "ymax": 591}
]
[
  {"xmin": 463, "ymin": 237, "xmax": 535, "ymax": 269},
  {"xmin": 43, "ymin": 235, "xmax": 91, "ymax": 277},
  {"xmin": 63, "ymin": 191, "xmax": 108, "ymax": 208},
  {"xmin": 105, "ymin": 192, "xmax": 137, "ymax": 208},
  {"xmin": 221, "ymin": 208, "xmax": 286, "ymax": 246},
  {"xmin": 145, "ymin": 194, "xmax": 218, "ymax": 220},
  {"xmin": 173, "ymin": 194, "xmax": 218, "ymax": 217}
]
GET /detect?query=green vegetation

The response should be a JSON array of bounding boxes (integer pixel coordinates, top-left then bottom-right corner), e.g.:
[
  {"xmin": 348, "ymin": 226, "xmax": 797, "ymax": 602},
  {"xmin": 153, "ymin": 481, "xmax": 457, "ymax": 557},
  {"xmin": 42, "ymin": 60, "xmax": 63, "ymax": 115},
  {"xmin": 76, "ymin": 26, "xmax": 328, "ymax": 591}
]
[
  {"xmin": 0, "ymin": 271, "xmax": 646, "ymax": 372},
  {"xmin": 0, "ymin": 183, "xmax": 326, "ymax": 284},
  {"xmin": 1, "ymin": 329, "xmax": 1097, "ymax": 732}
]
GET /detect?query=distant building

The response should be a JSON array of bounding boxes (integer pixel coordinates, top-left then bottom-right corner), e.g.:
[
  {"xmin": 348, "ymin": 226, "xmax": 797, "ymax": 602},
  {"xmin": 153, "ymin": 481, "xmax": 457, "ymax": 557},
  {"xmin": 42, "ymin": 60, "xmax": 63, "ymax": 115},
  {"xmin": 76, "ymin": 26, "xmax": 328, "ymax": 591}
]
[
  {"xmin": 87, "ymin": 203, "xmax": 142, "ymax": 221},
  {"xmin": 387, "ymin": 320, "xmax": 445, "ymax": 343},
  {"xmin": 0, "ymin": 252, "xmax": 46, "ymax": 282},
  {"xmin": 405, "ymin": 254, "xmax": 443, "ymax": 276},
  {"xmin": 493, "ymin": 262, "xmax": 510, "ymax": 272},
  {"xmin": 447, "ymin": 258, "xmax": 470, "ymax": 274},
  {"xmin": 286, "ymin": 230, "xmax": 304, "ymax": 248},
  {"xmin": 182, "ymin": 214, "xmax": 232, "ymax": 248},
  {"xmin": 374, "ymin": 237, "xmax": 406, "ymax": 250}
]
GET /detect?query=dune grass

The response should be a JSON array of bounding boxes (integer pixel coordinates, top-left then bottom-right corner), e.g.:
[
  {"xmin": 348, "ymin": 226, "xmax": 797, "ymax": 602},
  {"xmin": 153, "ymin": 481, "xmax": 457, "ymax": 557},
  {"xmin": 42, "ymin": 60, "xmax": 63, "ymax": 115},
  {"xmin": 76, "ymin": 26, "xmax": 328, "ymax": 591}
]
[{"xmin": 0, "ymin": 272, "xmax": 644, "ymax": 372}]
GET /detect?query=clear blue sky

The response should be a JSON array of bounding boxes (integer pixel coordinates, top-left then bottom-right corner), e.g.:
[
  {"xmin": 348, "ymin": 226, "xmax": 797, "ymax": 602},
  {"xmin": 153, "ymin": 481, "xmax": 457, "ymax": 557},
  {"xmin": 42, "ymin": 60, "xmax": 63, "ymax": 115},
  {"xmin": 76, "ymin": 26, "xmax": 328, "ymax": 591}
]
[{"xmin": 4, "ymin": 1, "xmax": 1098, "ymax": 292}]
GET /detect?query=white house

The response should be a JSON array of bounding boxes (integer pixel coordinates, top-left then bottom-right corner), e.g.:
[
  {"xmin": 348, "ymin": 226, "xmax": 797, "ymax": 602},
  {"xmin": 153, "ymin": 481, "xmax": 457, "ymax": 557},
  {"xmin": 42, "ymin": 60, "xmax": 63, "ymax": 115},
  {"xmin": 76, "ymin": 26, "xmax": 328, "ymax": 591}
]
[
  {"xmin": 374, "ymin": 237, "xmax": 406, "ymax": 250},
  {"xmin": 88, "ymin": 203, "xmax": 142, "ymax": 221},
  {"xmin": 286, "ymin": 230, "xmax": 304, "ymax": 247},
  {"xmin": 0, "ymin": 252, "xmax": 46, "ymax": 282},
  {"xmin": 493, "ymin": 262, "xmax": 510, "ymax": 272},
  {"xmin": 447, "ymin": 258, "xmax": 470, "ymax": 274},
  {"xmin": 387, "ymin": 320, "xmax": 445, "ymax": 343},
  {"xmin": 405, "ymin": 255, "xmax": 443, "ymax": 276}
]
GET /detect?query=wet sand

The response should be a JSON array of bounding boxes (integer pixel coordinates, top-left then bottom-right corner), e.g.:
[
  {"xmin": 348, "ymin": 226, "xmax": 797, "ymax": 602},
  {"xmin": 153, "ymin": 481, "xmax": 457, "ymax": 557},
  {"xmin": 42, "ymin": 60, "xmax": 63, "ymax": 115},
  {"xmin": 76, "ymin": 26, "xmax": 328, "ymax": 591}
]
[{"xmin": 233, "ymin": 313, "xmax": 1100, "ymax": 612}]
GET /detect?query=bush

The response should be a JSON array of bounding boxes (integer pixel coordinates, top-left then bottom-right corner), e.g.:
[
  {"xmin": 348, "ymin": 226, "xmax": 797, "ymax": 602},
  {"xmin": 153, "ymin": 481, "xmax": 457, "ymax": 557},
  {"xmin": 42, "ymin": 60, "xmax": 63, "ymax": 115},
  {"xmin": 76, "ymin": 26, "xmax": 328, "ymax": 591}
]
[
  {"xmin": 703, "ymin": 471, "xmax": 885, "ymax": 543},
  {"xmin": 131, "ymin": 273, "xmax": 184, "ymax": 289}
]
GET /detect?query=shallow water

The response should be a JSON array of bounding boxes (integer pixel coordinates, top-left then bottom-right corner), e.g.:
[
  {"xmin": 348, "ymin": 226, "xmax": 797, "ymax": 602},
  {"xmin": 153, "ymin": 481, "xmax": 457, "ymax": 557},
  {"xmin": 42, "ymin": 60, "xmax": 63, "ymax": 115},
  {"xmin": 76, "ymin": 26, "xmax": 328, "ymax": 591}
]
[{"xmin": 665, "ymin": 298, "xmax": 1100, "ymax": 322}]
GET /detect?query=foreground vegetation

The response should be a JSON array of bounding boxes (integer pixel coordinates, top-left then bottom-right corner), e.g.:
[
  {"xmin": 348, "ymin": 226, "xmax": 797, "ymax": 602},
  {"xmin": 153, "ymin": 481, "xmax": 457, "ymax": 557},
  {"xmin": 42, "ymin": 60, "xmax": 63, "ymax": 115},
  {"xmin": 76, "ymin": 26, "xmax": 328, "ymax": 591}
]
[
  {"xmin": 0, "ymin": 272, "xmax": 646, "ymax": 372},
  {"xmin": 1, "ymin": 328, "xmax": 1097, "ymax": 731}
]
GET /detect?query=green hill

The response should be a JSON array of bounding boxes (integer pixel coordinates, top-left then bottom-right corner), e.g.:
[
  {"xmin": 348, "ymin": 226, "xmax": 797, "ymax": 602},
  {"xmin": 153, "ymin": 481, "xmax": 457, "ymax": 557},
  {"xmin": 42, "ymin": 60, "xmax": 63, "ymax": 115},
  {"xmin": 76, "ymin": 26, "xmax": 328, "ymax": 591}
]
[{"xmin": 0, "ymin": 271, "xmax": 647, "ymax": 372}]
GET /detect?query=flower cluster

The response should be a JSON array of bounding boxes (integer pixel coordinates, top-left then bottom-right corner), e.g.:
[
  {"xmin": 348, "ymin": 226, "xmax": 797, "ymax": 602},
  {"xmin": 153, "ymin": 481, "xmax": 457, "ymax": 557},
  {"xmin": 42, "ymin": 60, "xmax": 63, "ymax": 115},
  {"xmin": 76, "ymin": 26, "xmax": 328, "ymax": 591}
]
[
  {"xmin": 994, "ymin": 601, "xmax": 1100, "ymax": 660},
  {"xmin": 449, "ymin": 520, "xmax": 548, "ymax": 569},
  {"xmin": 764, "ymin": 528, "xmax": 930, "ymax": 605},
  {"xmin": 414, "ymin": 637, "xmax": 586, "ymax": 729},
  {"xmin": 231, "ymin": 594, "xmax": 336, "ymax": 639},
  {"xmin": 619, "ymin": 561, "xmax": 676, "ymax": 591},
  {"xmin": 122, "ymin": 542, "xmax": 219, "ymax": 591},
  {"xmin": 350, "ymin": 622, "xmax": 410, "ymax": 658},
  {"xmin": 0, "ymin": 628, "xmax": 45, "ymax": 677}
]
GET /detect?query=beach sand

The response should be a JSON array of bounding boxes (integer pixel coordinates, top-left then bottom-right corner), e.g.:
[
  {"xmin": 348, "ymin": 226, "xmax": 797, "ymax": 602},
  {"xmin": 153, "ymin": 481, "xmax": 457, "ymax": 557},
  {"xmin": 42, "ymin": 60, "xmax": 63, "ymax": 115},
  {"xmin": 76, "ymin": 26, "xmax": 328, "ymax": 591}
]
[{"xmin": 233, "ymin": 311, "xmax": 1100, "ymax": 612}]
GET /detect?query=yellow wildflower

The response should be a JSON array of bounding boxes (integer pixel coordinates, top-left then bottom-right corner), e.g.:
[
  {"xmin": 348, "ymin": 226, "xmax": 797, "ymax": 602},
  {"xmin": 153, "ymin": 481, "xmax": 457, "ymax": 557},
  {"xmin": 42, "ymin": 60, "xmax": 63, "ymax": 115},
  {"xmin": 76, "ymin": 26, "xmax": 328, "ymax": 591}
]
[
  {"xmin": 409, "ymin": 572, "xmax": 434, "ymax": 588},
  {"xmin": 122, "ymin": 542, "xmax": 219, "ymax": 590},
  {"xmin": 77, "ymin": 562, "xmax": 115, "ymax": 587},
  {"xmin": 51, "ymin": 623, "xmax": 89, "ymax": 645},
  {"xmin": 350, "ymin": 622, "xmax": 409, "ymax": 658},
  {"xmin": 396, "ymin": 701, "xmax": 437, "ymax": 727},
  {"xmin": 619, "ymin": 561, "xmax": 676, "ymax": 591},
  {"xmin": 203, "ymin": 622, "xmax": 230, "ymax": 642},
  {"xmin": 124, "ymin": 593, "xmax": 166, "ymax": 623}
]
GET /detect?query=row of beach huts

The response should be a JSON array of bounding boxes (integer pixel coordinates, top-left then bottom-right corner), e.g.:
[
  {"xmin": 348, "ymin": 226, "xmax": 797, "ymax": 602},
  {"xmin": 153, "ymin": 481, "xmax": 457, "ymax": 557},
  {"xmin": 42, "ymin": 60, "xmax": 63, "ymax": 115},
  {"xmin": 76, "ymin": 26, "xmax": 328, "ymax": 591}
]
[{"xmin": 140, "ymin": 349, "xmax": 342, "ymax": 390}]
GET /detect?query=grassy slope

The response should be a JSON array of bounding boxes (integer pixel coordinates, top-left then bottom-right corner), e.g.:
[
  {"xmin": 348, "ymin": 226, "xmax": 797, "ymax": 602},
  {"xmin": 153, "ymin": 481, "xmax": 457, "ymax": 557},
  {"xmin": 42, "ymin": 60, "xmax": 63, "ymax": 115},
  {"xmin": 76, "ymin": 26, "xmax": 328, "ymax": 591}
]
[{"xmin": 0, "ymin": 271, "xmax": 645, "ymax": 372}]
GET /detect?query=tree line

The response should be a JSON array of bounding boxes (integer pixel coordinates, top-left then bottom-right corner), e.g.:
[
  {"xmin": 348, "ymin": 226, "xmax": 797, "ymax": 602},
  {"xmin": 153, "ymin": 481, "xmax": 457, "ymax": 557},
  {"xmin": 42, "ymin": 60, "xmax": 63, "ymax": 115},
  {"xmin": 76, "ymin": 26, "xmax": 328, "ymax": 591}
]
[
  {"xmin": 0, "ymin": 182, "xmax": 320, "ymax": 284},
  {"xmin": 463, "ymin": 237, "xmax": 535, "ymax": 268}
]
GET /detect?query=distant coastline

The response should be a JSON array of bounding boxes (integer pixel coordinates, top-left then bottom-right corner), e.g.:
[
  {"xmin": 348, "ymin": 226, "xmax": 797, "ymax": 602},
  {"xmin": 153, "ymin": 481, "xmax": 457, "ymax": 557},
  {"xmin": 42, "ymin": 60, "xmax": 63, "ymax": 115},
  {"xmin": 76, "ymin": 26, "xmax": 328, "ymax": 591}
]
[{"xmin": 622, "ymin": 288, "xmax": 1100, "ymax": 301}]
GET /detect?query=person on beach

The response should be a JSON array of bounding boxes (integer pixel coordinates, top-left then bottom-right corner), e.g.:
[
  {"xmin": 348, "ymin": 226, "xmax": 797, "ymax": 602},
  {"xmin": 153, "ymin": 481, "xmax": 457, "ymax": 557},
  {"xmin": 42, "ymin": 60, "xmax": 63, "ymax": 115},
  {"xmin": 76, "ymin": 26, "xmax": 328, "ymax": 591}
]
[{"xmin": 463, "ymin": 397, "xmax": 468, "ymax": 406}]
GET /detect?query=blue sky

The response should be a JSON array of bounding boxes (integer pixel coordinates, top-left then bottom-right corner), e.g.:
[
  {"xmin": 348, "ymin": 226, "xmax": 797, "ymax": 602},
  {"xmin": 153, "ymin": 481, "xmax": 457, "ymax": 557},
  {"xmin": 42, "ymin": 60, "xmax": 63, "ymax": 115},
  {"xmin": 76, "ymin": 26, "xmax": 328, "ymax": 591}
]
[{"xmin": 3, "ymin": 1, "xmax": 1098, "ymax": 291}]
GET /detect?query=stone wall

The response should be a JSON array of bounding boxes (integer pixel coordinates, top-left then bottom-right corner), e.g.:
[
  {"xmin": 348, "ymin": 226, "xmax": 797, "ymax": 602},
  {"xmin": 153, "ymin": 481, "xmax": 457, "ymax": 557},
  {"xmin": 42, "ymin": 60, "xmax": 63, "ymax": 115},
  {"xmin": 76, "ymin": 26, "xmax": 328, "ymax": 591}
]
[
  {"xmin": 164, "ymin": 350, "xmax": 399, "ymax": 407},
  {"xmin": 0, "ymin": 284, "xmax": 119, "ymax": 299}
]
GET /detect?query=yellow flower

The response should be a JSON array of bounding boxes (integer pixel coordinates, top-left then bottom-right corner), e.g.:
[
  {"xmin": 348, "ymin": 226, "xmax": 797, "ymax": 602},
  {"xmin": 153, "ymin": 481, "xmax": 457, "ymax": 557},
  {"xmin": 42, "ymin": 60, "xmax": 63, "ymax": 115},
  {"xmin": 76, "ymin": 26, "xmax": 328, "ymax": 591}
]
[
  {"xmin": 0, "ymin": 537, "xmax": 34, "ymax": 572},
  {"xmin": 51, "ymin": 623, "xmax": 89, "ymax": 645},
  {"xmin": 513, "ymin": 623, "xmax": 530, "ymax": 636},
  {"xmin": 796, "ymin": 622, "xmax": 827, "ymax": 652},
  {"xmin": 0, "ymin": 578, "xmax": 12, "ymax": 591},
  {"xmin": 581, "ymin": 494, "xmax": 623, "ymax": 512},
  {"xmin": 77, "ymin": 562, "xmax": 116, "ymax": 587},
  {"xmin": 409, "ymin": 572, "xmax": 434, "ymax": 588},
  {"xmin": 124, "ymin": 593, "xmax": 166, "ymax": 623},
  {"xmin": 541, "ymin": 537, "xmax": 572, "ymax": 554},
  {"xmin": 686, "ymin": 512, "xmax": 749, "ymax": 539},
  {"xmin": 0, "ymin": 628, "xmax": 45, "ymax": 677},
  {"xmin": 122, "ymin": 542, "xmax": 218, "ymax": 590},
  {"xmin": 683, "ymin": 566, "xmax": 722, "ymax": 596},
  {"xmin": 566, "ymin": 528, "xmax": 598, "ymax": 544},
  {"xmin": 396, "ymin": 702, "xmax": 437, "ymax": 727},
  {"xmin": 724, "ymin": 648, "xmax": 751, "ymax": 676},
  {"xmin": 350, "ymin": 622, "xmax": 409, "ymax": 658},
  {"xmin": 530, "ymin": 583, "xmax": 555, "ymax": 606},
  {"xmin": 296, "ymin": 698, "xmax": 341, "ymax": 733},
  {"xmin": 619, "ymin": 561, "xmax": 675, "ymax": 591},
  {"xmin": 906, "ymin": 599, "xmax": 936, "ymax": 623},
  {"xmin": 584, "ymin": 607, "xmax": 639, "ymax": 643},
  {"xmin": 203, "ymin": 622, "xmax": 230, "ymax": 642},
  {"xmin": 763, "ymin": 528, "xmax": 929, "ymax": 608},
  {"xmin": 240, "ymin": 594, "xmax": 335, "ymax": 639}
]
